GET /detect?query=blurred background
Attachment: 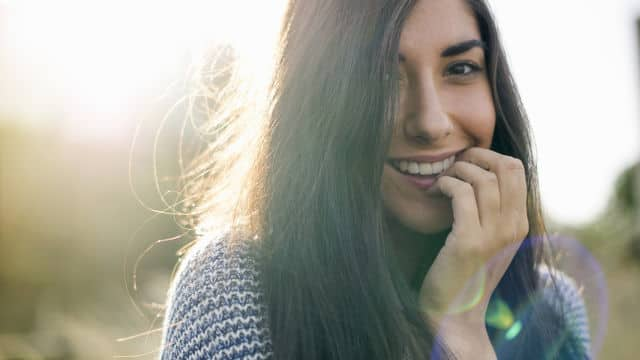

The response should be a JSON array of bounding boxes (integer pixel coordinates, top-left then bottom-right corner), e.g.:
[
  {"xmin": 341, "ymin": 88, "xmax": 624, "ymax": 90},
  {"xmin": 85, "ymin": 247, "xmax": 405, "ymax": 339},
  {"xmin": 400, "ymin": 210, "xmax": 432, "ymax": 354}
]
[{"xmin": 0, "ymin": 0, "xmax": 639, "ymax": 358}]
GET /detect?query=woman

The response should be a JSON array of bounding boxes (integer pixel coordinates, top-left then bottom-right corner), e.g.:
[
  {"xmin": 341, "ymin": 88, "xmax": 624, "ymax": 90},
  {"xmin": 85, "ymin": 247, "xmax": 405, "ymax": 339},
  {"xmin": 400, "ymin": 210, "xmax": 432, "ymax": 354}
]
[{"xmin": 160, "ymin": 0, "xmax": 591, "ymax": 358}]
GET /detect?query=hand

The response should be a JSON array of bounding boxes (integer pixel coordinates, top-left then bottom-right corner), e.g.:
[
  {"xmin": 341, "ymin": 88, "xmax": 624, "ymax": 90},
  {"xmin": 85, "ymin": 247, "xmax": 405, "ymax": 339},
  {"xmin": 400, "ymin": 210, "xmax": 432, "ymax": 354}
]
[{"xmin": 418, "ymin": 147, "xmax": 529, "ymax": 331}]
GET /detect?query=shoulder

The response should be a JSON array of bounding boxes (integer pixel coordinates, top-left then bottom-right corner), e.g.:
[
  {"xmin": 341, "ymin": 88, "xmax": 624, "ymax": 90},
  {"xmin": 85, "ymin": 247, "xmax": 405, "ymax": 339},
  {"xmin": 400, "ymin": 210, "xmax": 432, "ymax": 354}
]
[
  {"xmin": 537, "ymin": 265, "xmax": 592, "ymax": 359},
  {"xmin": 160, "ymin": 233, "xmax": 273, "ymax": 359}
]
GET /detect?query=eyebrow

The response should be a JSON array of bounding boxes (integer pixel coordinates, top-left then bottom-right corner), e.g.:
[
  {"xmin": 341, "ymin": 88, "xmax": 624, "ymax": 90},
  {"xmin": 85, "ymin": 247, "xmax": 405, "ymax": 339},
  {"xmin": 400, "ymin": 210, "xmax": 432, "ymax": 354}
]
[{"xmin": 441, "ymin": 39, "xmax": 487, "ymax": 57}]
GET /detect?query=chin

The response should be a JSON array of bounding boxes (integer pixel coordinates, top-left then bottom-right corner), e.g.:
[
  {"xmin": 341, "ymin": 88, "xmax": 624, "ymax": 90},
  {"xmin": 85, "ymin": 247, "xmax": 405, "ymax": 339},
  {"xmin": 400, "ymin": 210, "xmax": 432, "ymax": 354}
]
[{"xmin": 385, "ymin": 197, "xmax": 454, "ymax": 235}]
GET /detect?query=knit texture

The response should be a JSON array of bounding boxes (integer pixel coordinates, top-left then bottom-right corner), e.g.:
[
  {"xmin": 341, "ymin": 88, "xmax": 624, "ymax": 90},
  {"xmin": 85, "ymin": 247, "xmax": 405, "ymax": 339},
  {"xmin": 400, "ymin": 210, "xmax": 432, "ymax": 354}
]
[
  {"xmin": 160, "ymin": 235, "xmax": 591, "ymax": 359},
  {"xmin": 160, "ymin": 235, "xmax": 273, "ymax": 360},
  {"xmin": 537, "ymin": 265, "xmax": 592, "ymax": 358}
]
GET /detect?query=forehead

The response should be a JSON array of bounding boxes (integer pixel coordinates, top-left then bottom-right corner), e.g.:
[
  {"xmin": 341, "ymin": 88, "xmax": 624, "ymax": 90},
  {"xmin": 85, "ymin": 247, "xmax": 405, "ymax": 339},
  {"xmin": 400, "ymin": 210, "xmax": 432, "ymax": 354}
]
[{"xmin": 400, "ymin": 0, "xmax": 480, "ymax": 55}]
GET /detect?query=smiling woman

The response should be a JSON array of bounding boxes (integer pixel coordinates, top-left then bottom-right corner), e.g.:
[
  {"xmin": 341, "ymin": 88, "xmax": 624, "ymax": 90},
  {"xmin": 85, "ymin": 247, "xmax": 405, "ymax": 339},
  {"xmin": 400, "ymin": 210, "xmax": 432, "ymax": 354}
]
[
  {"xmin": 382, "ymin": 0, "xmax": 496, "ymax": 238},
  {"xmin": 160, "ymin": 0, "xmax": 592, "ymax": 359}
]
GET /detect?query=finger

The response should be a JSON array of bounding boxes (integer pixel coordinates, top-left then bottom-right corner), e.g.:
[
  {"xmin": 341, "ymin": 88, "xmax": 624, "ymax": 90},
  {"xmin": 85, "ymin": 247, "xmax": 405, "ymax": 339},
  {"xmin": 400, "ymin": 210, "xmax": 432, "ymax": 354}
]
[
  {"xmin": 495, "ymin": 155, "xmax": 527, "ymax": 218},
  {"xmin": 454, "ymin": 147, "xmax": 495, "ymax": 172},
  {"xmin": 434, "ymin": 175, "xmax": 481, "ymax": 236},
  {"xmin": 441, "ymin": 160, "xmax": 500, "ymax": 229},
  {"xmin": 456, "ymin": 148, "xmax": 529, "ymax": 241},
  {"xmin": 499, "ymin": 158, "xmax": 529, "ymax": 242},
  {"xmin": 456, "ymin": 148, "xmax": 527, "ymax": 214}
]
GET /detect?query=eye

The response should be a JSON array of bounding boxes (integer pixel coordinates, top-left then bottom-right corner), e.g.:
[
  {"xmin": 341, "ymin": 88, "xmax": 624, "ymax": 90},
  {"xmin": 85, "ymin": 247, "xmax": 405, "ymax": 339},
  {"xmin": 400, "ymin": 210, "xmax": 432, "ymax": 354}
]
[{"xmin": 445, "ymin": 61, "xmax": 483, "ymax": 77}]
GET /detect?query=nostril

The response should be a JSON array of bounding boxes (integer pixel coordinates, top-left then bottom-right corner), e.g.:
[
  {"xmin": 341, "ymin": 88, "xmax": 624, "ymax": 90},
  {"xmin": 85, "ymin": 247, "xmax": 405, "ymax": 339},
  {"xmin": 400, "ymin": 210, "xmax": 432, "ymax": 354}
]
[{"xmin": 405, "ymin": 115, "xmax": 453, "ymax": 144}]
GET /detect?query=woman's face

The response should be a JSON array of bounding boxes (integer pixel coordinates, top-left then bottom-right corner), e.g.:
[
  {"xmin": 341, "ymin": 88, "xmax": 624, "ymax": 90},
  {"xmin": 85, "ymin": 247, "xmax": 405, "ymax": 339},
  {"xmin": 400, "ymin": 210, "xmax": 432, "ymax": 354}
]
[{"xmin": 381, "ymin": 0, "xmax": 496, "ymax": 235}]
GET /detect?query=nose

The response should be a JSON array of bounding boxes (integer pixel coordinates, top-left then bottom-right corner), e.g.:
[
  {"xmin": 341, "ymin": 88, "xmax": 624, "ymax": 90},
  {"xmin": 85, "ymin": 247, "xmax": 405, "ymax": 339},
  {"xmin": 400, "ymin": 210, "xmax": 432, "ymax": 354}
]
[{"xmin": 403, "ymin": 74, "xmax": 453, "ymax": 144}]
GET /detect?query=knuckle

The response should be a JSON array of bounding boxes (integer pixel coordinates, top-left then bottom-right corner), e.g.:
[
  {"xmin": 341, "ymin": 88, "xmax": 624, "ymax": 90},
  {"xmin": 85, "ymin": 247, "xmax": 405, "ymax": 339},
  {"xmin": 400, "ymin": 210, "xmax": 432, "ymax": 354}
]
[
  {"xmin": 502, "ymin": 157, "xmax": 525, "ymax": 172},
  {"xmin": 450, "ymin": 178, "xmax": 469, "ymax": 190},
  {"xmin": 460, "ymin": 180, "xmax": 473, "ymax": 190},
  {"xmin": 459, "ymin": 182, "xmax": 475, "ymax": 195},
  {"xmin": 437, "ymin": 175, "xmax": 451, "ymax": 186},
  {"xmin": 437, "ymin": 176, "xmax": 453, "ymax": 190},
  {"xmin": 483, "ymin": 171, "xmax": 498, "ymax": 185}
]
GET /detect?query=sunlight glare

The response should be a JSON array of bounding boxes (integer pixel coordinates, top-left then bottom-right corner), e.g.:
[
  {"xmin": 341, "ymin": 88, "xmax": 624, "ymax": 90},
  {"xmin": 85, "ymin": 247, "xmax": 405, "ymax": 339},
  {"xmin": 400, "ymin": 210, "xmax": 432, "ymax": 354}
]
[{"xmin": 3, "ymin": 0, "xmax": 287, "ymax": 141}]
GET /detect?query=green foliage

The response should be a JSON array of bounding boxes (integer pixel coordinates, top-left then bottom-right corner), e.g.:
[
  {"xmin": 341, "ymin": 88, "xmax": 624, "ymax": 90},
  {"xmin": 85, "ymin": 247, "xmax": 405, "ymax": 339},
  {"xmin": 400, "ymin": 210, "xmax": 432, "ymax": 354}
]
[{"xmin": 613, "ymin": 163, "xmax": 639, "ymax": 214}]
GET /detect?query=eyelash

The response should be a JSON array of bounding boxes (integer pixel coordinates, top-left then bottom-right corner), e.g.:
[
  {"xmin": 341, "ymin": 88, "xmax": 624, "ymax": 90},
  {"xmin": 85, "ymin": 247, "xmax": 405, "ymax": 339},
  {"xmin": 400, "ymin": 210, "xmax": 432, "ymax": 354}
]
[
  {"xmin": 395, "ymin": 60, "xmax": 483, "ymax": 87},
  {"xmin": 444, "ymin": 61, "xmax": 483, "ymax": 78}
]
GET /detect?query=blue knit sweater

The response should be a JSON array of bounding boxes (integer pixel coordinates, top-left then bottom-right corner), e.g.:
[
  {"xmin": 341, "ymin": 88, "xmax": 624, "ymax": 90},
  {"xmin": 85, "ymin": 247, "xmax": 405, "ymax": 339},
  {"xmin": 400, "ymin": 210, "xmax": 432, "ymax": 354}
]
[{"xmin": 160, "ymin": 235, "xmax": 591, "ymax": 359}]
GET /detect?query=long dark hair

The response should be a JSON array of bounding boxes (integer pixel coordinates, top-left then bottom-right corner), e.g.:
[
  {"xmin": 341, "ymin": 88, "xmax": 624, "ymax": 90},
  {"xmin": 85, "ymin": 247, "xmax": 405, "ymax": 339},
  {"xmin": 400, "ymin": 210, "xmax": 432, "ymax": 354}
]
[{"xmin": 179, "ymin": 0, "xmax": 585, "ymax": 358}]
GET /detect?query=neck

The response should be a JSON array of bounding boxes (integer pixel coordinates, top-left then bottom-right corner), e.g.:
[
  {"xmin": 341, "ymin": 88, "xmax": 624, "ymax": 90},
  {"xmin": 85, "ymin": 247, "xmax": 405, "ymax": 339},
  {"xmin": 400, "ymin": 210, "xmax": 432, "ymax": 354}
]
[{"xmin": 387, "ymin": 218, "xmax": 449, "ymax": 293}]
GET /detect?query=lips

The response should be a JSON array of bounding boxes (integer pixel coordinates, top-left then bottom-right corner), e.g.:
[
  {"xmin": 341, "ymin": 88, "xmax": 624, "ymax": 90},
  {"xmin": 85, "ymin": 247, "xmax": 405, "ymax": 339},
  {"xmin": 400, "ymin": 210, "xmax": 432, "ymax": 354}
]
[
  {"xmin": 386, "ymin": 148, "xmax": 465, "ymax": 190},
  {"xmin": 389, "ymin": 164, "xmax": 440, "ymax": 190},
  {"xmin": 390, "ymin": 155, "xmax": 455, "ymax": 176}
]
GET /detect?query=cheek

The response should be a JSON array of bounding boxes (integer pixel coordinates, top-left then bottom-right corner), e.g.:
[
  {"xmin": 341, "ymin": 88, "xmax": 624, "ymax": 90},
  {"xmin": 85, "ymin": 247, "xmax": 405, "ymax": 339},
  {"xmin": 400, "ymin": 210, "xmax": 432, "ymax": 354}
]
[{"xmin": 448, "ymin": 86, "xmax": 496, "ymax": 146}]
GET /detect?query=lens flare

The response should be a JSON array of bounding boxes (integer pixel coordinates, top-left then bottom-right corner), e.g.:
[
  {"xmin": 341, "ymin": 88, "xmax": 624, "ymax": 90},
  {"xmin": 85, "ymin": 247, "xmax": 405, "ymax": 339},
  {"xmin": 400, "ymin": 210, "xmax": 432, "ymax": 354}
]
[
  {"xmin": 504, "ymin": 320, "xmax": 522, "ymax": 340},
  {"xmin": 445, "ymin": 268, "xmax": 487, "ymax": 315},
  {"xmin": 544, "ymin": 234, "xmax": 608, "ymax": 356},
  {"xmin": 484, "ymin": 235, "xmax": 606, "ymax": 358},
  {"xmin": 430, "ymin": 234, "xmax": 605, "ymax": 358},
  {"xmin": 486, "ymin": 297, "xmax": 514, "ymax": 330}
]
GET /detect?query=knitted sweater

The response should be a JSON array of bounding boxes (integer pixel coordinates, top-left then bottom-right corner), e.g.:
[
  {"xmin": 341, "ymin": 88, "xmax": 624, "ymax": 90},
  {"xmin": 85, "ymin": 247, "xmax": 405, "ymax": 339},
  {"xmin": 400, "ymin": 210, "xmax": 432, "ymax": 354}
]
[{"xmin": 160, "ymin": 235, "xmax": 592, "ymax": 359}]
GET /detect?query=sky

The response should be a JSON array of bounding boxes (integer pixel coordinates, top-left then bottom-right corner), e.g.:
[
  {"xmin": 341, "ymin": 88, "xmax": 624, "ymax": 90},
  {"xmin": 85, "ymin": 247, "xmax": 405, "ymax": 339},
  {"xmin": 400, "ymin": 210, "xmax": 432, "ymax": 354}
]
[
  {"xmin": 1, "ymin": 0, "xmax": 638, "ymax": 225},
  {"xmin": 488, "ymin": 0, "xmax": 640, "ymax": 224}
]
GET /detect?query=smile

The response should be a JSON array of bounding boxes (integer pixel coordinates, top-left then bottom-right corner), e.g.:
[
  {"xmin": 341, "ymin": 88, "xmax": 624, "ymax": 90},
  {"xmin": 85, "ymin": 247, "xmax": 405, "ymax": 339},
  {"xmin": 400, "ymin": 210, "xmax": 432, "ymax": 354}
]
[{"xmin": 390, "ymin": 155, "xmax": 455, "ymax": 177}]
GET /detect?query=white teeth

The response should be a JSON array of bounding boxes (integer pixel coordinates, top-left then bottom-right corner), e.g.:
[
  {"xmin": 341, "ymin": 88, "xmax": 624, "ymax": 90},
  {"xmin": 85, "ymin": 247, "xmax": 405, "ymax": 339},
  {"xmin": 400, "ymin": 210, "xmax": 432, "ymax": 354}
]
[
  {"xmin": 399, "ymin": 161, "xmax": 408, "ymax": 172},
  {"xmin": 433, "ymin": 161, "xmax": 443, "ymax": 173},
  {"xmin": 419, "ymin": 163, "xmax": 432, "ymax": 175},
  {"xmin": 444, "ymin": 157, "xmax": 452, "ymax": 169},
  {"xmin": 392, "ymin": 155, "xmax": 455, "ymax": 176}
]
